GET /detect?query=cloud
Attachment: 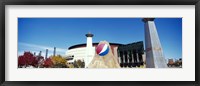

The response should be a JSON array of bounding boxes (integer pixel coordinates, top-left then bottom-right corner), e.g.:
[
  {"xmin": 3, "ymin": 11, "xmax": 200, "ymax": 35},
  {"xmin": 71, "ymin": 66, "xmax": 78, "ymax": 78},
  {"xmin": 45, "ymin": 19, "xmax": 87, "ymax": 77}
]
[{"xmin": 18, "ymin": 42, "xmax": 66, "ymax": 54}]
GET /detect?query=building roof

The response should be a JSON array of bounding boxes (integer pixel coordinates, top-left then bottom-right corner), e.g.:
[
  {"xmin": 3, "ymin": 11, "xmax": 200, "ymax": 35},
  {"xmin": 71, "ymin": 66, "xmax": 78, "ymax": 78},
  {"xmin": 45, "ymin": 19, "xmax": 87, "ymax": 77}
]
[{"xmin": 68, "ymin": 42, "xmax": 123, "ymax": 50}]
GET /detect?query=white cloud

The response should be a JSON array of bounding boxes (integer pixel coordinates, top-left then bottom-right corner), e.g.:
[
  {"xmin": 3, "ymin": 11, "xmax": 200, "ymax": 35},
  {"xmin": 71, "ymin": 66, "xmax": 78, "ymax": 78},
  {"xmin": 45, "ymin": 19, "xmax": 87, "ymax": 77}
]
[{"xmin": 18, "ymin": 42, "xmax": 66, "ymax": 55}]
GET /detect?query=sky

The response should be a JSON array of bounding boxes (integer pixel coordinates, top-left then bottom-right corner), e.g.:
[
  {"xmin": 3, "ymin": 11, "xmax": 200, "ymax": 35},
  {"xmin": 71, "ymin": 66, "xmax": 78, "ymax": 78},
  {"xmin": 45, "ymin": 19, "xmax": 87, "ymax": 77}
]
[{"xmin": 18, "ymin": 18, "xmax": 182, "ymax": 59}]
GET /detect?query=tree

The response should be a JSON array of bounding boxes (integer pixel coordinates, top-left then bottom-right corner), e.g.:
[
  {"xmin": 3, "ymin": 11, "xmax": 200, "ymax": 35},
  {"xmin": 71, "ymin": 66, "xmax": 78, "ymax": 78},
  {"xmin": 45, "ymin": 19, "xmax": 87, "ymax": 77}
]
[
  {"xmin": 18, "ymin": 52, "xmax": 38, "ymax": 68},
  {"xmin": 67, "ymin": 64, "xmax": 74, "ymax": 68},
  {"xmin": 36, "ymin": 56, "xmax": 44, "ymax": 68},
  {"xmin": 43, "ymin": 58, "xmax": 53, "ymax": 68},
  {"xmin": 51, "ymin": 55, "xmax": 67, "ymax": 68},
  {"xmin": 18, "ymin": 55, "xmax": 26, "ymax": 67},
  {"xmin": 74, "ymin": 59, "xmax": 85, "ymax": 68}
]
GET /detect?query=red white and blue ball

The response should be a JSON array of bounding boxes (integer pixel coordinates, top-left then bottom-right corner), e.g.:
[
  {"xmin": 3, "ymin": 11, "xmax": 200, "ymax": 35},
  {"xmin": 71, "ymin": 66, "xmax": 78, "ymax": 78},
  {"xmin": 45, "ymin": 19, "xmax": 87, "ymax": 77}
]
[{"xmin": 96, "ymin": 43, "xmax": 109, "ymax": 56}]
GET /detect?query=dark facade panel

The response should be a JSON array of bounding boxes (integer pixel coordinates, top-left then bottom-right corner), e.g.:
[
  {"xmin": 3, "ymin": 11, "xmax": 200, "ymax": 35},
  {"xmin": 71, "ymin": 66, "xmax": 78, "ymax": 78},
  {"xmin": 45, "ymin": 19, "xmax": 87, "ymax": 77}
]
[{"xmin": 117, "ymin": 41, "xmax": 144, "ymax": 68}]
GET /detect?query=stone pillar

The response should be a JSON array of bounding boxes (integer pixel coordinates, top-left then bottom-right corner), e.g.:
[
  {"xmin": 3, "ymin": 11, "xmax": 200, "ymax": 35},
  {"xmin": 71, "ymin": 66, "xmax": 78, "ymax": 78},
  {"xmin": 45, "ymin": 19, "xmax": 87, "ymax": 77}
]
[
  {"xmin": 131, "ymin": 51, "xmax": 134, "ymax": 63},
  {"xmin": 123, "ymin": 52, "xmax": 125, "ymax": 64},
  {"xmin": 85, "ymin": 32, "xmax": 94, "ymax": 68},
  {"xmin": 143, "ymin": 18, "xmax": 167, "ymax": 68},
  {"xmin": 127, "ymin": 52, "xmax": 129, "ymax": 64},
  {"xmin": 136, "ymin": 52, "xmax": 139, "ymax": 63},
  {"xmin": 126, "ymin": 53, "xmax": 129, "ymax": 63}
]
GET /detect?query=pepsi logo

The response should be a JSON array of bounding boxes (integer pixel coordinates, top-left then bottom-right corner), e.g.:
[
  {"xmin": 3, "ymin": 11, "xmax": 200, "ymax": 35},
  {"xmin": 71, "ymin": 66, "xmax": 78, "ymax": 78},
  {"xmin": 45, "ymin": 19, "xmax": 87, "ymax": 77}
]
[{"xmin": 96, "ymin": 43, "xmax": 109, "ymax": 56}]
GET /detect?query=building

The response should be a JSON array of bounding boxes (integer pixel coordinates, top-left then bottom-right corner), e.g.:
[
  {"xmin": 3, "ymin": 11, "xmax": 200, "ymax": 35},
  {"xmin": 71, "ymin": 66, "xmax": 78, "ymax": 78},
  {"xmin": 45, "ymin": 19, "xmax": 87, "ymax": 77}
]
[
  {"xmin": 66, "ymin": 42, "xmax": 122, "ymax": 65},
  {"xmin": 65, "ymin": 33, "xmax": 145, "ymax": 68},
  {"xmin": 117, "ymin": 41, "xmax": 145, "ymax": 67},
  {"xmin": 167, "ymin": 58, "xmax": 182, "ymax": 68},
  {"xmin": 168, "ymin": 59, "xmax": 174, "ymax": 65}
]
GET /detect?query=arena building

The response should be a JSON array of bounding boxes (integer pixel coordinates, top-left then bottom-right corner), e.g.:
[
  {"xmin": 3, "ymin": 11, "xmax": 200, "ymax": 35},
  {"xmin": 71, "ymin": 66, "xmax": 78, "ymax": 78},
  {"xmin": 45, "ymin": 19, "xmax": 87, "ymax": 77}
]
[
  {"xmin": 65, "ymin": 33, "xmax": 145, "ymax": 68},
  {"xmin": 66, "ymin": 42, "xmax": 122, "ymax": 65}
]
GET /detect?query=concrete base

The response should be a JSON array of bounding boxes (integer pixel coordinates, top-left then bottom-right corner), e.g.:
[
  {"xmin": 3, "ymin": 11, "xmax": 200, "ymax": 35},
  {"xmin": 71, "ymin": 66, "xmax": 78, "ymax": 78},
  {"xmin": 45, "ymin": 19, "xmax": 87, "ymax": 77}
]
[{"xmin": 88, "ymin": 41, "xmax": 120, "ymax": 68}]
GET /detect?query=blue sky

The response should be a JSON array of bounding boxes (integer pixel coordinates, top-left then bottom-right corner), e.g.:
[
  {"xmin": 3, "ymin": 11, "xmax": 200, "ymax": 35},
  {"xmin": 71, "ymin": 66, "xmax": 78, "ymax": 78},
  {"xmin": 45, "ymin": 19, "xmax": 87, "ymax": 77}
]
[{"xmin": 18, "ymin": 18, "xmax": 182, "ymax": 59}]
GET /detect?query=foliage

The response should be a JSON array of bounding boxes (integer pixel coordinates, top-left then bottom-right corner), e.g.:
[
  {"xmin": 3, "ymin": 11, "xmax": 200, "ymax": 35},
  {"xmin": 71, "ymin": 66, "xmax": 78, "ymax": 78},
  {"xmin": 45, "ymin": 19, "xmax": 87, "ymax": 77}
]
[
  {"xmin": 43, "ymin": 58, "xmax": 54, "ymax": 68},
  {"xmin": 36, "ymin": 55, "xmax": 44, "ymax": 61},
  {"xmin": 18, "ymin": 52, "xmax": 38, "ymax": 68},
  {"xmin": 74, "ymin": 60, "xmax": 85, "ymax": 68},
  {"xmin": 36, "ymin": 55, "xmax": 44, "ymax": 68},
  {"xmin": 67, "ymin": 64, "xmax": 74, "ymax": 68},
  {"xmin": 51, "ymin": 55, "xmax": 67, "ymax": 68},
  {"xmin": 18, "ymin": 52, "xmax": 77, "ymax": 68}
]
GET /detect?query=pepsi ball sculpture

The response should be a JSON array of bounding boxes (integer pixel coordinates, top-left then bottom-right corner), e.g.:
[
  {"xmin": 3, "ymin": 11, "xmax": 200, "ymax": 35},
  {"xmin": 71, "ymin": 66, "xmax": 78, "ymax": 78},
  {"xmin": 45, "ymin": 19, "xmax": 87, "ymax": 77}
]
[{"xmin": 96, "ymin": 43, "xmax": 109, "ymax": 56}]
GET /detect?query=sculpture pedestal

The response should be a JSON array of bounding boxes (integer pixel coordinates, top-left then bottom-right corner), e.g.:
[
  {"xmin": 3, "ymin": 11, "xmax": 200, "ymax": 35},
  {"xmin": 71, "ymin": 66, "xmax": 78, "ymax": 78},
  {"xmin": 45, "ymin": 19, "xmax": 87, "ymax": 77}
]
[{"xmin": 88, "ymin": 41, "xmax": 120, "ymax": 68}]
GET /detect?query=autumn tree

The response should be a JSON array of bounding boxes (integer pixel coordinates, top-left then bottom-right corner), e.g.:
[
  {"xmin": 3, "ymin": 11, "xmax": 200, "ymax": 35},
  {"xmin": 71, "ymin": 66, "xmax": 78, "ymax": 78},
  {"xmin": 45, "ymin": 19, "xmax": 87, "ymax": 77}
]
[
  {"xmin": 43, "ymin": 58, "xmax": 54, "ymax": 68},
  {"xmin": 18, "ymin": 52, "xmax": 38, "ymax": 68},
  {"xmin": 51, "ymin": 55, "xmax": 67, "ymax": 68},
  {"xmin": 36, "ymin": 55, "xmax": 44, "ymax": 68},
  {"xmin": 74, "ymin": 59, "xmax": 85, "ymax": 68}
]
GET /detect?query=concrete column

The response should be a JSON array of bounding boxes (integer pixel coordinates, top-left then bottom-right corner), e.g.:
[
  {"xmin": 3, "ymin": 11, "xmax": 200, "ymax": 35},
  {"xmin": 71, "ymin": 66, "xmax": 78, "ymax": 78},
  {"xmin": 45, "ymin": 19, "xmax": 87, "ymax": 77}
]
[
  {"xmin": 143, "ymin": 18, "xmax": 167, "ymax": 68},
  {"xmin": 123, "ymin": 52, "xmax": 125, "ymax": 64},
  {"xmin": 136, "ymin": 52, "xmax": 139, "ymax": 63},
  {"xmin": 131, "ymin": 51, "xmax": 134, "ymax": 63},
  {"xmin": 127, "ymin": 52, "xmax": 129, "ymax": 64},
  {"xmin": 85, "ymin": 32, "xmax": 94, "ymax": 68}
]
